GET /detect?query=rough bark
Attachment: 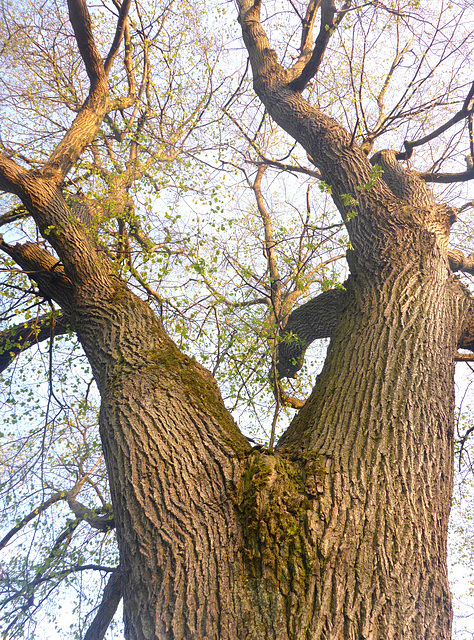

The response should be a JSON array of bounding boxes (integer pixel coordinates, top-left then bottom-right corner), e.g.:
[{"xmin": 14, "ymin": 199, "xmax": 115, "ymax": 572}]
[
  {"xmin": 2, "ymin": 1, "xmax": 474, "ymax": 638},
  {"xmin": 72, "ymin": 284, "xmax": 252, "ymax": 639},
  {"xmin": 277, "ymin": 260, "xmax": 462, "ymax": 638},
  {"xmin": 231, "ymin": 1, "xmax": 473, "ymax": 638}
]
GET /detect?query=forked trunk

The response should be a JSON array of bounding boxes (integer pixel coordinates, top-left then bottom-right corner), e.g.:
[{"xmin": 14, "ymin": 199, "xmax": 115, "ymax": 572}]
[
  {"xmin": 1, "ymin": 1, "xmax": 471, "ymax": 638},
  {"xmin": 70, "ymin": 225, "xmax": 465, "ymax": 639}
]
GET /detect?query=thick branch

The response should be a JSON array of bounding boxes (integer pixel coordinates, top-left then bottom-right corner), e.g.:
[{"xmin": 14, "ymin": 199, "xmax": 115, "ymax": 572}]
[
  {"xmin": 277, "ymin": 288, "xmax": 348, "ymax": 378},
  {"xmin": 67, "ymin": 0, "xmax": 106, "ymax": 89},
  {"xmin": 289, "ymin": 0, "xmax": 351, "ymax": 93},
  {"xmin": 0, "ymin": 177, "xmax": 112, "ymax": 295},
  {"xmin": 0, "ymin": 237, "xmax": 74, "ymax": 305},
  {"xmin": 237, "ymin": 0, "xmax": 286, "ymax": 85},
  {"xmin": 459, "ymin": 297, "xmax": 474, "ymax": 355},
  {"xmin": 83, "ymin": 568, "xmax": 123, "ymax": 640},
  {"xmin": 236, "ymin": 0, "xmax": 402, "ymax": 261},
  {"xmin": 0, "ymin": 152, "xmax": 28, "ymax": 195},
  {"xmin": 0, "ymin": 313, "xmax": 69, "ymax": 374},
  {"xmin": 66, "ymin": 496, "xmax": 115, "ymax": 532},
  {"xmin": 42, "ymin": 0, "xmax": 130, "ymax": 182},
  {"xmin": 298, "ymin": 0, "xmax": 320, "ymax": 59},
  {"xmin": 448, "ymin": 249, "xmax": 474, "ymax": 275},
  {"xmin": 43, "ymin": 92, "xmax": 108, "ymax": 184},
  {"xmin": 419, "ymin": 168, "xmax": 474, "ymax": 184},
  {"xmin": 104, "ymin": 0, "xmax": 133, "ymax": 75}
]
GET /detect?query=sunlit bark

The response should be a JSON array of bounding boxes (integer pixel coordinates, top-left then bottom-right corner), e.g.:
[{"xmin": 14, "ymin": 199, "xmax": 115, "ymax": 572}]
[{"xmin": 2, "ymin": 1, "xmax": 474, "ymax": 638}]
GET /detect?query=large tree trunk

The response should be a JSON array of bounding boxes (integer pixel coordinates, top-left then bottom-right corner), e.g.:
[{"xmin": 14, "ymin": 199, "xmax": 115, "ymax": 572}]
[
  {"xmin": 68, "ymin": 283, "xmax": 249, "ymax": 639},
  {"xmin": 279, "ymin": 259, "xmax": 461, "ymax": 638},
  {"xmin": 68, "ymin": 230, "xmax": 465, "ymax": 639},
  {"xmin": 2, "ymin": 1, "xmax": 473, "ymax": 638},
  {"xmin": 1, "ymin": 77, "xmax": 467, "ymax": 640},
  {"xmin": 230, "ymin": 3, "xmax": 474, "ymax": 635}
]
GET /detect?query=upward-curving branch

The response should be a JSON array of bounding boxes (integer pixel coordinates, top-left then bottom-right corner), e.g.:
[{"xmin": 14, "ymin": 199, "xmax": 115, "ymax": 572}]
[
  {"xmin": 44, "ymin": 0, "xmax": 131, "ymax": 183},
  {"xmin": 289, "ymin": 0, "xmax": 352, "ymax": 92}
]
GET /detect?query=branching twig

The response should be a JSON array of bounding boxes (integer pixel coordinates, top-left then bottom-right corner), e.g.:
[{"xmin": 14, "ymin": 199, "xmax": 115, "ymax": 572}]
[
  {"xmin": 0, "ymin": 493, "xmax": 65, "ymax": 552},
  {"xmin": 401, "ymin": 80, "xmax": 474, "ymax": 160}
]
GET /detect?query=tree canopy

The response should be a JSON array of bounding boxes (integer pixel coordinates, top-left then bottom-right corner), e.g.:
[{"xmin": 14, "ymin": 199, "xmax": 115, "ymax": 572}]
[{"xmin": 1, "ymin": 0, "xmax": 474, "ymax": 638}]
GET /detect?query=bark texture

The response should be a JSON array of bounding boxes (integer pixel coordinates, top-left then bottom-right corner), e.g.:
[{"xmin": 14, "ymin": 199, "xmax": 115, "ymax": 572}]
[
  {"xmin": 231, "ymin": 1, "xmax": 474, "ymax": 637},
  {"xmin": 278, "ymin": 260, "xmax": 461, "ymax": 638},
  {"xmin": 2, "ymin": 1, "xmax": 474, "ymax": 638}
]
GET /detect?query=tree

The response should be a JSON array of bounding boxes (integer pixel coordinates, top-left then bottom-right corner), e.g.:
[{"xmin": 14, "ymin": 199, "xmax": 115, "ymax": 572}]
[{"xmin": 1, "ymin": 0, "xmax": 474, "ymax": 638}]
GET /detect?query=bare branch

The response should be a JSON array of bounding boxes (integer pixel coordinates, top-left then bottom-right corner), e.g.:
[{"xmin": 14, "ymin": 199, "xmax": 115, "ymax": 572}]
[
  {"xmin": 104, "ymin": 0, "xmax": 133, "ymax": 75},
  {"xmin": 449, "ymin": 249, "xmax": 474, "ymax": 275},
  {"xmin": 273, "ymin": 378, "xmax": 305, "ymax": 409},
  {"xmin": 289, "ymin": 0, "xmax": 352, "ymax": 93},
  {"xmin": 0, "ymin": 493, "xmax": 65, "ymax": 551},
  {"xmin": 253, "ymin": 165, "xmax": 281, "ymax": 312},
  {"xmin": 15, "ymin": 562, "xmax": 117, "ymax": 613},
  {"xmin": 361, "ymin": 39, "xmax": 413, "ymax": 154},
  {"xmin": 455, "ymin": 352, "xmax": 474, "ymax": 362},
  {"xmin": 254, "ymin": 158, "xmax": 321, "ymax": 178},
  {"xmin": 83, "ymin": 567, "xmax": 123, "ymax": 640},
  {"xmin": 0, "ymin": 205, "xmax": 29, "ymax": 228},
  {"xmin": 457, "ymin": 200, "xmax": 474, "ymax": 214},
  {"xmin": 401, "ymin": 80, "xmax": 474, "ymax": 160},
  {"xmin": 418, "ymin": 168, "xmax": 474, "ymax": 184}
]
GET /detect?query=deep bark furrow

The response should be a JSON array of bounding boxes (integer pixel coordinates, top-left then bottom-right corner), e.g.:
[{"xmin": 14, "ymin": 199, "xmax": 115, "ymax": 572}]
[{"xmin": 101, "ymin": 390, "xmax": 241, "ymax": 639}]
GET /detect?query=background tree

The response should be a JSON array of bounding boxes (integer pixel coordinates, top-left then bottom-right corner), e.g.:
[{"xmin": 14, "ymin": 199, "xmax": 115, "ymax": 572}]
[{"xmin": 1, "ymin": 0, "xmax": 474, "ymax": 638}]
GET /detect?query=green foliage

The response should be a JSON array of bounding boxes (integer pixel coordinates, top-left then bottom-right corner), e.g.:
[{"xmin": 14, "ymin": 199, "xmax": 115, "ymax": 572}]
[
  {"xmin": 357, "ymin": 164, "xmax": 383, "ymax": 192},
  {"xmin": 0, "ymin": 335, "xmax": 115, "ymax": 639}
]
